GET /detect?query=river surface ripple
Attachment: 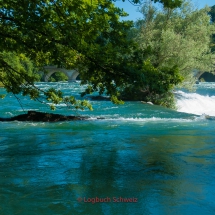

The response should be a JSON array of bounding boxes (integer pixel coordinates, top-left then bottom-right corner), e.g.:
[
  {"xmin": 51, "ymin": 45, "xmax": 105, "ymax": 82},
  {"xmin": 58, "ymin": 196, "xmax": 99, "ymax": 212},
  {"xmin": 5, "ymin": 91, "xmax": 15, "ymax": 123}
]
[{"xmin": 0, "ymin": 82, "xmax": 215, "ymax": 215}]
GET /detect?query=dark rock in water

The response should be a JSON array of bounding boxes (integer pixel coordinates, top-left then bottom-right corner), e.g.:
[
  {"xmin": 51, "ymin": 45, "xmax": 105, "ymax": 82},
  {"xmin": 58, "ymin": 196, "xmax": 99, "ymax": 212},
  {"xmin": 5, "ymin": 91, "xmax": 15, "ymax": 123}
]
[
  {"xmin": 204, "ymin": 115, "xmax": 215, "ymax": 120},
  {"xmin": 97, "ymin": 117, "xmax": 105, "ymax": 120},
  {"xmin": 0, "ymin": 111, "xmax": 89, "ymax": 122},
  {"xmin": 88, "ymin": 95, "xmax": 110, "ymax": 101}
]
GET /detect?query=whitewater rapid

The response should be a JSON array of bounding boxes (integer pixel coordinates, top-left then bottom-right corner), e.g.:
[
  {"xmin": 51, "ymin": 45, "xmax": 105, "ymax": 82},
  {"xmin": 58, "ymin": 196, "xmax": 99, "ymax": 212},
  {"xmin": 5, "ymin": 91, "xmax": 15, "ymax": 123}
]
[{"xmin": 176, "ymin": 90, "xmax": 215, "ymax": 116}]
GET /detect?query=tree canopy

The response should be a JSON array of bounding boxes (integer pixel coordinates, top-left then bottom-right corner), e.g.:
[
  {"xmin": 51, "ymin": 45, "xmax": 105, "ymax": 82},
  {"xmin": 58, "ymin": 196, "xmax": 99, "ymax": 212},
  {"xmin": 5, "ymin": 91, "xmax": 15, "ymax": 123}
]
[
  {"xmin": 135, "ymin": 1, "xmax": 215, "ymax": 86},
  {"xmin": 119, "ymin": 0, "xmax": 182, "ymax": 9},
  {"xmin": 2, "ymin": 0, "xmax": 212, "ymax": 111},
  {"xmin": 0, "ymin": 0, "xmax": 133, "ymax": 109},
  {"xmin": 209, "ymin": 5, "xmax": 215, "ymax": 52},
  {"xmin": 117, "ymin": 0, "xmax": 215, "ymax": 108},
  {"xmin": 209, "ymin": 5, "xmax": 215, "ymax": 23},
  {"xmin": 0, "ymin": 0, "xmax": 184, "ymax": 110}
]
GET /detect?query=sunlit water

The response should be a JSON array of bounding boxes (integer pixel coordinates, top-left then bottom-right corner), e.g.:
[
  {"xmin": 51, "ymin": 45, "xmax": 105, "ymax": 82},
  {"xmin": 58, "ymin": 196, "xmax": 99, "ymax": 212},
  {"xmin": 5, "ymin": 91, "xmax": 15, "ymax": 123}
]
[{"xmin": 0, "ymin": 82, "xmax": 215, "ymax": 215}]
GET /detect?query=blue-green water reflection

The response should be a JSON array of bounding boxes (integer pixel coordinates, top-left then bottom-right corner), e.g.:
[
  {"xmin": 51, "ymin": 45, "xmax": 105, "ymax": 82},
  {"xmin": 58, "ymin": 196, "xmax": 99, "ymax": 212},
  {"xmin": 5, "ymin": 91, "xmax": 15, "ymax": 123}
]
[{"xmin": 0, "ymin": 82, "xmax": 215, "ymax": 215}]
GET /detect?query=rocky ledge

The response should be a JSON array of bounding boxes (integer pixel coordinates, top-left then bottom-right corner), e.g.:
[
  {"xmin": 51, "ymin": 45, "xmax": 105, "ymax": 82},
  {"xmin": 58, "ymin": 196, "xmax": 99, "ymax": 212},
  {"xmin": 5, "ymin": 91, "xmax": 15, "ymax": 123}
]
[{"xmin": 0, "ymin": 111, "xmax": 90, "ymax": 122}]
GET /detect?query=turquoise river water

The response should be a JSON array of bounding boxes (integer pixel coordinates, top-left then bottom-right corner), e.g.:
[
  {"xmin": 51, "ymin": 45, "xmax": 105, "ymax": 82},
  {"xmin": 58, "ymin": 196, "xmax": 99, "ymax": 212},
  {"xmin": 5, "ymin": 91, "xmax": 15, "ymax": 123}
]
[{"xmin": 0, "ymin": 82, "xmax": 215, "ymax": 215}]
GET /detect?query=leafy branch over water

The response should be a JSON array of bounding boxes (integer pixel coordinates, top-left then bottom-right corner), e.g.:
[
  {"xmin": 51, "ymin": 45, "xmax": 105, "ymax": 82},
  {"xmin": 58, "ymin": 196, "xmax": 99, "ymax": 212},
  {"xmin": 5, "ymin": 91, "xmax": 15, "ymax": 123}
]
[{"xmin": 0, "ymin": 0, "xmax": 214, "ymax": 111}]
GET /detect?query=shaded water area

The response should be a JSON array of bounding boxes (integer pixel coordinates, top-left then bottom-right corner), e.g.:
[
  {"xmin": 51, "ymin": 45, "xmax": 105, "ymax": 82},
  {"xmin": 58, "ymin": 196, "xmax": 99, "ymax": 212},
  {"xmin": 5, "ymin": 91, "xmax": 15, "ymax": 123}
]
[{"xmin": 0, "ymin": 82, "xmax": 215, "ymax": 215}]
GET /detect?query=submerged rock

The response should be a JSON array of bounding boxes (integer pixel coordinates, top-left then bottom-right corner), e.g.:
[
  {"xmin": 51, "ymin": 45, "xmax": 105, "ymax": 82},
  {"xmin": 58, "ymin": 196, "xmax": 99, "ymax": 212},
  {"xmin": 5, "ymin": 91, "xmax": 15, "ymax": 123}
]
[
  {"xmin": 140, "ymin": 101, "xmax": 153, "ymax": 105},
  {"xmin": 147, "ymin": 102, "xmax": 153, "ymax": 105},
  {"xmin": 204, "ymin": 115, "xmax": 215, "ymax": 120},
  {"xmin": 0, "ymin": 111, "xmax": 89, "ymax": 122},
  {"xmin": 88, "ymin": 95, "xmax": 110, "ymax": 101}
]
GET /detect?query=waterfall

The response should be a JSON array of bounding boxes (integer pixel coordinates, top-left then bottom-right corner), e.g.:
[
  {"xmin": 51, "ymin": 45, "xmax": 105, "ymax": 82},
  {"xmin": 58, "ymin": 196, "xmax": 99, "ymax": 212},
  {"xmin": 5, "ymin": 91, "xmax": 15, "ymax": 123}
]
[{"xmin": 176, "ymin": 90, "xmax": 215, "ymax": 116}]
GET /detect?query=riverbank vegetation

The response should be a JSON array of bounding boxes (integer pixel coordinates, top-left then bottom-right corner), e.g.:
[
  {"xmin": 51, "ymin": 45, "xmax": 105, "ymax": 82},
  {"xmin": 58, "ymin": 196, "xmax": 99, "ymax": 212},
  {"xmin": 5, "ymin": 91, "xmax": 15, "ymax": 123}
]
[
  {"xmin": 119, "ymin": 1, "xmax": 215, "ymax": 108},
  {"xmin": 209, "ymin": 5, "xmax": 215, "ymax": 52},
  {"xmin": 0, "ymin": 0, "xmax": 214, "ymax": 111},
  {"xmin": 48, "ymin": 72, "xmax": 69, "ymax": 82}
]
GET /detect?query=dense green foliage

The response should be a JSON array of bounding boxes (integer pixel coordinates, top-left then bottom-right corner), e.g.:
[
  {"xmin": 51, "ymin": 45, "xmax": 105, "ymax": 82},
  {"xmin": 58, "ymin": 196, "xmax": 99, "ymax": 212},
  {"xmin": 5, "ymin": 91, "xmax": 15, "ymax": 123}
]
[
  {"xmin": 119, "ymin": 0, "xmax": 182, "ymax": 9},
  {"xmin": 0, "ymin": 52, "xmax": 40, "ymax": 99},
  {"xmin": 209, "ymin": 5, "xmax": 215, "ymax": 52},
  {"xmin": 118, "ymin": 1, "xmax": 215, "ymax": 107},
  {"xmin": 3, "ymin": 0, "xmax": 212, "ymax": 111},
  {"xmin": 134, "ymin": 1, "xmax": 215, "ymax": 88},
  {"xmin": 0, "ymin": 0, "xmax": 133, "ymax": 109},
  {"xmin": 48, "ymin": 72, "xmax": 68, "ymax": 82},
  {"xmin": 209, "ymin": 5, "xmax": 215, "ymax": 22},
  {"xmin": 0, "ymin": 0, "xmax": 183, "ymax": 110},
  {"xmin": 119, "ymin": 60, "xmax": 183, "ymax": 108}
]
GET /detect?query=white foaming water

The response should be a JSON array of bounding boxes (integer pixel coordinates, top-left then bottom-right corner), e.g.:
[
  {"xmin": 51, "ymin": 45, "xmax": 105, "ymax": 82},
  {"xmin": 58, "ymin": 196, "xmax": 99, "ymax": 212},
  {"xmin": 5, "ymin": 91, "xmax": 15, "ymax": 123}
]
[
  {"xmin": 88, "ymin": 116, "xmax": 198, "ymax": 123},
  {"xmin": 176, "ymin": 90, "xmax": 215, "ymax": 116}
]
